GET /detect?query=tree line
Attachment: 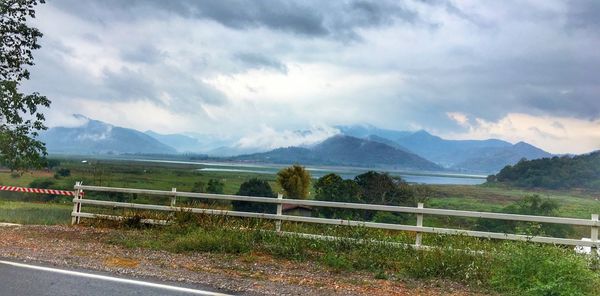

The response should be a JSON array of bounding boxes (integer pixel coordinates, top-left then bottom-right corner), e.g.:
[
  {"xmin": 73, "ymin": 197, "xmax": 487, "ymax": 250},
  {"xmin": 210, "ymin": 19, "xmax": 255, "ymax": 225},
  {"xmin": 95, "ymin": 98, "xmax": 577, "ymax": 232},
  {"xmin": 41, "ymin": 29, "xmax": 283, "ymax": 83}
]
[
  {"xmin": 487, "ymin": 151, "xmax": 600, "ymax": 190},
  {"xmin": 223, "ymin": 164, "xmax": 427, "ymax": 223}
]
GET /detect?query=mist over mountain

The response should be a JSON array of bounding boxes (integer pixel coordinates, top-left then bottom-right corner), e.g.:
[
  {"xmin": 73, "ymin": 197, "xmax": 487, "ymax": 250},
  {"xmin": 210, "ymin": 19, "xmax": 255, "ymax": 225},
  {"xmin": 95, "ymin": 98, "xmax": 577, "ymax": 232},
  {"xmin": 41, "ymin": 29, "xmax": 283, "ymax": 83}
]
[
  {"xmin": 144, "ymin": 131, "xmax": 203, "ymax": 153},
  {"xmin": 452, "ymin": 142, "xmax": 553, "ymax": 173},
  {"xmin": 41, "ymin": 116, "xmax": 553, "ymax": 173},
  {"xmin": 40, "ymin": 115, "xmax": 176, "ymax": 154},
  {"xmin": 336, "ymin": 125, "xmax": 413, "ymax": 141}
]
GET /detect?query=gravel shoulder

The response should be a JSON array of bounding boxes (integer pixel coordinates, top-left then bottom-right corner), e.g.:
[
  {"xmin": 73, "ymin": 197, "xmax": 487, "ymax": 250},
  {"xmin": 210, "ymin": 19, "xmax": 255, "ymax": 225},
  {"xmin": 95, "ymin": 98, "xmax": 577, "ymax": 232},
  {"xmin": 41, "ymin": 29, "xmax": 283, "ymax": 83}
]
[{"xmin": 0, "ymin": 225, "xmax": 490, "ymax": 295}]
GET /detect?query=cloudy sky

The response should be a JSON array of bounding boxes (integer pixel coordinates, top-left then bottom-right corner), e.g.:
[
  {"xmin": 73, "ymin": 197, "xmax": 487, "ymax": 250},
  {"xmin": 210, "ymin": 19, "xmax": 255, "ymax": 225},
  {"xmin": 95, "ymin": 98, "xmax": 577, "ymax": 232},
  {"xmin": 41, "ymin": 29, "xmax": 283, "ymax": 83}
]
[{"xmin": 22, "ymin": 0, "xmax": 600, "ymax": 154}]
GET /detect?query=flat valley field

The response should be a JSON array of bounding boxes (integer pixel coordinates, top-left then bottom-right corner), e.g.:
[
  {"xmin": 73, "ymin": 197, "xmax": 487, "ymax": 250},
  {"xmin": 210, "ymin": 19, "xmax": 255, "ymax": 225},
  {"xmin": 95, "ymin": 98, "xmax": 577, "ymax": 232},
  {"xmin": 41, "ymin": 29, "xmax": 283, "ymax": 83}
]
[{"xmin": 1, "ymin": 157, "xmax": 599, "ymax": 225}]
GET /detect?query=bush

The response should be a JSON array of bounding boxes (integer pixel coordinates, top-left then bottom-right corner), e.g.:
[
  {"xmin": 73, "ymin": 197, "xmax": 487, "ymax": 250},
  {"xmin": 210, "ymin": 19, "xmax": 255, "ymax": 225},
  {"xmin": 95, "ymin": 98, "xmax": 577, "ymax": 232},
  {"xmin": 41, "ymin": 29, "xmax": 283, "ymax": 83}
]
[
  {"xmin": 191, "ymin": 181, "xmax": 206, "ymax": 193},
  {"xmin": 206, "ymin": 179, "xmax": 224, "ymax": 194},
  {"xmin": 314, "ymin": 173, "xmax": 363, "ymax": 219},
  {"xmin": 491, "ymin": 243, "xmax": 599, "ymax": 295},
  {"xmin": 232, "ymin": 178, "xmax": 276, "ymax": 213},
  {"xmin": 277, "ymin": 164, "xmax": 311, "ymax": 199},
  {"xmin": 476, "ymin": 195, "xmax": 572, "ymax": 237},
  {"xmin": 29, "ymin": 178, "xmax": 54, "ymax": 189},
  {"xmin": 54, "ymin": 167, "xmax": 71, "ymax": 178},
  {"xmin": 28, "ymin": 178, "xmax": 56, "ymax": 201}
]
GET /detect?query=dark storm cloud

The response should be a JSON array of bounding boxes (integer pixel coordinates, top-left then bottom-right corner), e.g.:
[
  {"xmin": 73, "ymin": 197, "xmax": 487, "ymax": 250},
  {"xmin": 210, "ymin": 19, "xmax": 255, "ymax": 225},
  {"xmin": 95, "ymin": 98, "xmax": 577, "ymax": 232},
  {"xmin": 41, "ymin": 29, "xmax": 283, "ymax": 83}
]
[
  {"xmin": 101, "ymin": 67, "xmax": 228, "ymax": 109},
  {"xmin": 234, "ymin": 53, "xmax": 287, "ymax": 73},
  {"xmin": 102, "ymin": 67, "xmax": 159, "ymax": 100},
  {"xmin": 566, "ymin": 0, "xmax": 600, "ymax": 30},
  {"xmin": 24, "ymin": 39, "xmax": 227, "ymax": 113},
  {"xmin": 120, "ymin": 45, "xmax": 165, "ymax": 64},
  {"xmin": 52, "ymin": 0, "xmax": 424, "ymax": 40}
]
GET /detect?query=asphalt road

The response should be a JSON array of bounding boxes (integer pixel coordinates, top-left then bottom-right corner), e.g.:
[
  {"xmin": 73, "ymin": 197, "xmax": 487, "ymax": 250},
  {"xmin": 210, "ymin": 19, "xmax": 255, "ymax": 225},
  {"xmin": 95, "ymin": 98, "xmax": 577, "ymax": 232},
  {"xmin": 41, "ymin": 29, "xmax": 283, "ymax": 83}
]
[{"xmin": 0, "ymin": 260, "xmax": 233, "ymax": 296}]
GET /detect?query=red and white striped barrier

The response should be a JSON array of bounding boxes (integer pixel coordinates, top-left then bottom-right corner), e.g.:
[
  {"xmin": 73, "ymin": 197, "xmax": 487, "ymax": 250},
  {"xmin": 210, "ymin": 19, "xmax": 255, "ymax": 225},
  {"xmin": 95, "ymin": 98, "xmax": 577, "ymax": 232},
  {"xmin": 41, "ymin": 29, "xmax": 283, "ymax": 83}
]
[{"xmin": 0, "ymin": 185, "xmax": 78, "ymax": 196}]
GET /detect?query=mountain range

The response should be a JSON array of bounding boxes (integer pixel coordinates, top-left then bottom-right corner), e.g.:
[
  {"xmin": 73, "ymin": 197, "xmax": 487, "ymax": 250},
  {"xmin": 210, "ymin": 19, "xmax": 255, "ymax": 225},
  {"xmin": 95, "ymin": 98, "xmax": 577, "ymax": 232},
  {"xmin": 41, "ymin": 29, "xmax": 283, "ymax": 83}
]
[
  {"xmin": 40, "ymin": 115, "xmax": 176, "ymax": 155},
  {"xmin": 233, "ymin": 135, "xmax": 442, "ymax": 171},
  {"xmin": 40, "ymin": 116, "xmax": 554, "ymax": 173}
]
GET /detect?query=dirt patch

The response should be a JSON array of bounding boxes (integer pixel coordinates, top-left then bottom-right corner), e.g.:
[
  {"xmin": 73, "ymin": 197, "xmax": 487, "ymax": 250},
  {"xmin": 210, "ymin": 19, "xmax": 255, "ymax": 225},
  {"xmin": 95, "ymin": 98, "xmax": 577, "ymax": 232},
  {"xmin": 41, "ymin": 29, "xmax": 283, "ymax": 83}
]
[{"xmin": 104, "ymin": 257, "xmax": 140, "ymax": 268}]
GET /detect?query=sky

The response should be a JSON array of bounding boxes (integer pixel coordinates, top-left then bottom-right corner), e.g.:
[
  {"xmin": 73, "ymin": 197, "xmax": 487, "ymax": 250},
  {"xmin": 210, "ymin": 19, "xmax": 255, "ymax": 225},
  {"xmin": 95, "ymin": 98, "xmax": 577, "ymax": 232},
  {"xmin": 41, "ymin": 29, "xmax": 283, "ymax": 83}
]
[{"xmin": 21, "ymin": 0, "xmax": 600, "ymax": 154}]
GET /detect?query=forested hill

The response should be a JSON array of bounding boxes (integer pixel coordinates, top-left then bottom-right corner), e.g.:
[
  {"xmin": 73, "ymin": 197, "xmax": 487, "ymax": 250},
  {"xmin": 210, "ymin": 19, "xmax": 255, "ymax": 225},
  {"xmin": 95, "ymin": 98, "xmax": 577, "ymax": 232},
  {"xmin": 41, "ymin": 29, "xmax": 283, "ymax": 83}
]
[
  {"xmin": 234, "ymin": 135, "xmax": 443, "ymax": 171},
  {"xmin": 488, "ymin": 151, "xmax": 600, "ymax": 190}
]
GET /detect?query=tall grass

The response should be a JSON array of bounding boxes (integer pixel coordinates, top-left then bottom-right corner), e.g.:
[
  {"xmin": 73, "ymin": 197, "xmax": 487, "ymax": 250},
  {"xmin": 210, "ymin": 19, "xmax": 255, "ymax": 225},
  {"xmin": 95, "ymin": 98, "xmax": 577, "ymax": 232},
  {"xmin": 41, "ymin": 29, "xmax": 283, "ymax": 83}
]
[
  {"xmin": 105, "ymin": 212, "xmax": 600, "ymax": 295},
  {"xmin": 0, "ymin": 200, "xmax": 72, "ymax": 225}
]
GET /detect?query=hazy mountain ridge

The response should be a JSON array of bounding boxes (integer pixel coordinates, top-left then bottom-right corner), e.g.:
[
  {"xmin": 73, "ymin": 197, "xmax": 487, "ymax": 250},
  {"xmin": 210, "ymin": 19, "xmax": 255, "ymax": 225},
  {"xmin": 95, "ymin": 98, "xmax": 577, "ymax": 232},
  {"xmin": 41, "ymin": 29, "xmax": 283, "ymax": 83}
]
[
  {"xmin": 452, "ymin": 142, "xmax": 553, "ymax": 173},
  {"xmin": 41, "ymin": 117, "xmax": 552, "ymax": 173},
  {"xmin": 41, "ymin": 115, "xmax": 176, "ymax": 154},
  {"xmin": 144, "ymin": 131, "xmax": 203, "ymax": 153},
  {"xmin": 336, "ymin": 127, "xmax": 552, "ymax": 173},
  {"xmin": 234, "ymin": 135, "xmax": 442, "ymax": 171}
]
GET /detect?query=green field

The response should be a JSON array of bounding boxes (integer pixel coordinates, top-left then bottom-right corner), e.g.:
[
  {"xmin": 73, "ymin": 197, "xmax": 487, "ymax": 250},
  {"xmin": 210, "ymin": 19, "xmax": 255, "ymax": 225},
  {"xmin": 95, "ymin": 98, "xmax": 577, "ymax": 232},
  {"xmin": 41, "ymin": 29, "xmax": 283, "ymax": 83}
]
[
  {"xmin": 0, "ymin": 200, "xmax": 71, "ymax": 225},
  {"xmin": 1, "ymin": 157, "xmax": 599, "ymax": 225}
]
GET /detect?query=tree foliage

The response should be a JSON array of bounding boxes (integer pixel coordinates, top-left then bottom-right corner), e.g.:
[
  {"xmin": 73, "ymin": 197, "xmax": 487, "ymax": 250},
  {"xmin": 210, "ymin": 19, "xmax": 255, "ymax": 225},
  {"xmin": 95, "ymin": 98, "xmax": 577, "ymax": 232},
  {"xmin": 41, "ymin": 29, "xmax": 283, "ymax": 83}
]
[
  {"xmin": 191, "ymin": 181, "xmax": 206, "ymax": 193},
  {"xmin": 477, "ymin": 195, "xmax": 571, "ymax": 237},
  {"xmin": 314, "ymin": 173, "xmax": 362, "ymax": 219},
  {"xmin": 1, "ymin": 0, "xmax": 50, "ymax": 171},
  {"xmin": 276, "ymin": 164, "xmax": 311, "ymax": 199},
  {"xmin": 354, "ymin": 171, "xmax": 414, "ymax": 206},
  {"xmin": 232, "ymin": 178, "xmax": 275, "ymax": 213},
  {"xmin": 313, "ymin": 171, "xmax": 416, "ymax": 220},
  {"xmin": 489, "ymin": 152, "xmax": 600, "ymax": 190},
  {"xmin": 206, "ymin": 179, "xmax": 224, "ymax": 194}
]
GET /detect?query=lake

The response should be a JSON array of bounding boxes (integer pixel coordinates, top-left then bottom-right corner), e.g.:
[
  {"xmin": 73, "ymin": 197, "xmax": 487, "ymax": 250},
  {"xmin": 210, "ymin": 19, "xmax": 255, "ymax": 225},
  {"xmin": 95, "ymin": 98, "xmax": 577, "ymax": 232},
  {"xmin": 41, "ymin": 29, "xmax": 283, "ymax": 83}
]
[{"xmin": 135, "ymin": 159, "xmax": 487, "ymax": 185}]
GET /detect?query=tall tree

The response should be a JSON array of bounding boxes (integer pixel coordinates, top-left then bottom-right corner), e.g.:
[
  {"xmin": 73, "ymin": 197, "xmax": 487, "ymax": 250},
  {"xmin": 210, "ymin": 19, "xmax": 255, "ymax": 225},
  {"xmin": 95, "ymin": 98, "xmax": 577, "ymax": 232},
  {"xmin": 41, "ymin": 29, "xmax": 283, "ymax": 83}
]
[
  {"xmin": 314, "ymin": 173, "xmax": 362, "ymax": 219},
  {"xmin": 1, "ymin": 0, "xmax": 50, "ymax": 171},
  {"xmin": 276, "ymin": 164, "xmax": 311, "ymax": 199},
  {"xmin": 354, "ymin": 171, "xmax": 413, "ymax": 205},
  {"xmin": 232, "ymin": 178, "xmax": 275, "ymax": 213}
]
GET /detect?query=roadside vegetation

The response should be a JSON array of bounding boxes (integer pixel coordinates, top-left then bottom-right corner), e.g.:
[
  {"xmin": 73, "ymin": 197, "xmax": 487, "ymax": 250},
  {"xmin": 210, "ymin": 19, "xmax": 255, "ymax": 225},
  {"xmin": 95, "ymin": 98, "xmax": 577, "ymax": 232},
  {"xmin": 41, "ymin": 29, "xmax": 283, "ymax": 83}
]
[
  {"xmin": 0, "ymin": 200, "xmax": 70, "ymax": 225},
  {"xmin": 2, "ymin": 159, "xmax": 600, "ymax": 294},
  {"xmin": 106, "ymin": 212, "xmax": 600, "ymax": 296}
]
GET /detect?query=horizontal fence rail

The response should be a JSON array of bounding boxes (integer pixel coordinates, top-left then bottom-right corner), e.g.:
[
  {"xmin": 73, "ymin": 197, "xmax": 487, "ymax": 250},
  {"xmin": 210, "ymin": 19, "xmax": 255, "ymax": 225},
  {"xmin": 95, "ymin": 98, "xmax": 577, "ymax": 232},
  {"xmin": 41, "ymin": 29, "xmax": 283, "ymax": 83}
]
[{"xmin": 71, "ymin": 183, "xmax": 600, "ymax": 249}]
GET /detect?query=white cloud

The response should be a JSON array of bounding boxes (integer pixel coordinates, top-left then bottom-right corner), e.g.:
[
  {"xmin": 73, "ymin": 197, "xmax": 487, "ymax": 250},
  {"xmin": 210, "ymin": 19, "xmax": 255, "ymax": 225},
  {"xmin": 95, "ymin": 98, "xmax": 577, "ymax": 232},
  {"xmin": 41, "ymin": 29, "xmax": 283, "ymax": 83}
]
[
  {"xmin": 446, "ymin": 112, "xmax": 469, "ymax": 126},
  {"xmin": 235, "ymin": 125, "xmax": 340, "ymax": 150},
  {"xmin": 441, "ymin": 113, "xmax": 600, "ymax": 154}
]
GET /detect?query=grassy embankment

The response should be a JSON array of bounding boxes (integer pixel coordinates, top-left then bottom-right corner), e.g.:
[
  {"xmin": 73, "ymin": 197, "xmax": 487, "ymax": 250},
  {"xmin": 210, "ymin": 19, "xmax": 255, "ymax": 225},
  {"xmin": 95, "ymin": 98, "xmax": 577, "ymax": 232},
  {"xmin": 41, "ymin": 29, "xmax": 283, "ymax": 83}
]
[{"xmin": 104, "ymin": 212, "xmax": 600, "ymax": 296}]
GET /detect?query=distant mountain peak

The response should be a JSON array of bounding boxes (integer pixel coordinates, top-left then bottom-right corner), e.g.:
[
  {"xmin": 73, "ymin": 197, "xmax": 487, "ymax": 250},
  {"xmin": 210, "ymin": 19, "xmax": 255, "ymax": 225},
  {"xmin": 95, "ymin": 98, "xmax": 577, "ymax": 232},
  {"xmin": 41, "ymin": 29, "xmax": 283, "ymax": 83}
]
[
  {"xmin": 41, "ymin": 115, "xmax": 176, "ymax": 155},
  {"xmin": 236, "ymin": 134, "xmax": 443, "ymax": 171},
  {"xmin": 514, "ymin": 141, "xmax": 531, "ymax": 147}
]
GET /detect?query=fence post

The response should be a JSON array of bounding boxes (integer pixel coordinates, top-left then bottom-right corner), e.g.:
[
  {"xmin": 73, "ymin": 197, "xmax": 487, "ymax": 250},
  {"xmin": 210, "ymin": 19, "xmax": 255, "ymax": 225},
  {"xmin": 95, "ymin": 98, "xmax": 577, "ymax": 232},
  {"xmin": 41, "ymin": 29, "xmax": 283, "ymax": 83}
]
[
  {"xmin": 415, "ymin": 202, "xmax": 424, "ymax": 247},
  {"xmin": 591, "ymin": 214, "xmax": 599, "ymax": 257},
  {"xmin": 171, "ymin": 188, "xmax": 177, "ymax": 207},
  {"xmin": 276, "ymin": 193, "xmax": 283, "ymax": 232},
  {"xmin": 71, "ymin": 181, "xmax": 83, "ymax": 225}
]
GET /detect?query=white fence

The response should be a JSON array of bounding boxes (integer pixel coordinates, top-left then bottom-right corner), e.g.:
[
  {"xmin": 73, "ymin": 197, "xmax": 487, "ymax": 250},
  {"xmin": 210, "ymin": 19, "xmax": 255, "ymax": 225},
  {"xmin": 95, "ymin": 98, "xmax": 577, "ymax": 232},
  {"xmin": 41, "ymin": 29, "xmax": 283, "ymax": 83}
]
[{"xmin": 71, "ymin": 182, "xmax": 600, "ymax": 249}]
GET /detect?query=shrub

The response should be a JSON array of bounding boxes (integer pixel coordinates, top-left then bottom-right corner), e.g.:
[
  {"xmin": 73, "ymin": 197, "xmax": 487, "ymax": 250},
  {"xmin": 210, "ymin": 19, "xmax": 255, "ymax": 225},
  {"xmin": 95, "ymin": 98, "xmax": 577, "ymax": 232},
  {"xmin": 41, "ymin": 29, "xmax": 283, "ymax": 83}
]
[
  {"xmin": 54, "ymin": 167, "xmax": 71, "ymax": 178},
  {"xmin": 191, "ymin": 181, "xmax": 206, "ymax": 193},
  {"xmin": 232, "ymin": 178, "xmax": 276, "ymax": 213},
  {"xmin": 277, "ymin": 164, "xmax": 311, "ymax": 199},
  {"xmin": 314, "ymin": 173, "xmax": 363, "ymax": 219},
  {"xmin": 206, "ymin": 179, "xmax": 224, "ymax": 194},
  {"xmin": 491, "ymin": 243, "xmax": 599, "ymax": 295},
  {"xmin": 28, "ymin": 178, "xmax": 55, "ymax": 201},
  {"xmin": 477, "ymin": 195, "xmax": 572, "ymax": 237}
]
